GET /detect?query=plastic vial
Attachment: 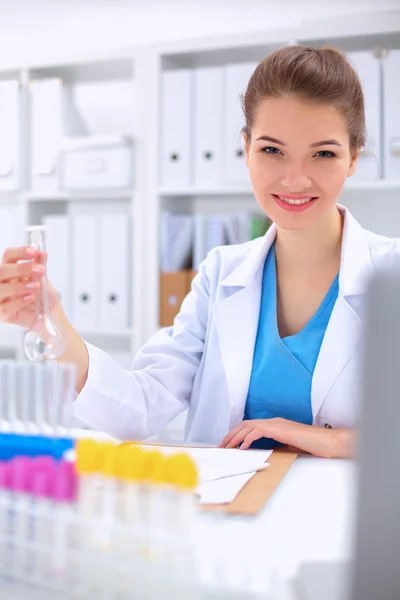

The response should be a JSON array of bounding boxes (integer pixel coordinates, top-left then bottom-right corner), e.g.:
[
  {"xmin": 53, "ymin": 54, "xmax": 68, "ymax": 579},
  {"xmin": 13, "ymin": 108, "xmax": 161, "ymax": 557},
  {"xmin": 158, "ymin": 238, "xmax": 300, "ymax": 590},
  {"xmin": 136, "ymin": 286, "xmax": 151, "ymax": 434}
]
[{"xmin": 24, "ymin": 226, "xmax": 65, "ymax": 362}]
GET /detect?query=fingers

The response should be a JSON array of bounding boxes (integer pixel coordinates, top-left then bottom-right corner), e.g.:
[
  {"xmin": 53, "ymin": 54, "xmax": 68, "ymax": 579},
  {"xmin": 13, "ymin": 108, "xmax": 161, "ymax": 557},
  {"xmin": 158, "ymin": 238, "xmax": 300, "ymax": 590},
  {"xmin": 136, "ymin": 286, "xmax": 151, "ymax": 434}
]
[
  {"xmin": 240, "ymin": 429, "xmax": 264, "ymax": 450},
  {"xmin": 219, "ymin": 422, "xmax": 248, "ymax": 448},
  {"xmin": 2, "ymin": 246, "xmax": 39, "ymax": 264},
  {"xmin": 225, "ymin": 427, "xmax": 252, "ymax": 449},
  {"xmin": 0, "ymin": 261, "xmax": 45, "ymax": 283},
  {"xmin": 0, "ymin": 294, "xmax": 35, "ymax": 322},
  {"xmin": 0, "ymin": 280, "xmax": 40, "ymax": 302}
]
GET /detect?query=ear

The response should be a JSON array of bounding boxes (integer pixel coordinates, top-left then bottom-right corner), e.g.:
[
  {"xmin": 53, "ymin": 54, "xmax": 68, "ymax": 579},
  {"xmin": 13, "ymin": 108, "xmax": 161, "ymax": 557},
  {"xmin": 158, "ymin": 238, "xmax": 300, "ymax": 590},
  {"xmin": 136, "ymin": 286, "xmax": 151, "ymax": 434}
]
[
  {"xmin": 242, "ymin": 131, "xmax": 250, "ymax": 168},
  {"xmin": 346, "ymin": 150, "xmax": 360, "ymax": 178}
]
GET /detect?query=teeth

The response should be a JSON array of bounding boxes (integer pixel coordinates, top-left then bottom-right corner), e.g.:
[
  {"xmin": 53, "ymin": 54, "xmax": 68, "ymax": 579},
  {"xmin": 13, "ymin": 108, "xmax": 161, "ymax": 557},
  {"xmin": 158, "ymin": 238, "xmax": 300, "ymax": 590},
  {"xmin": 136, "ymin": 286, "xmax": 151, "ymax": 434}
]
[{"xmin": 277, "ymin": 195, "xmax": 313, "ymax": 205}]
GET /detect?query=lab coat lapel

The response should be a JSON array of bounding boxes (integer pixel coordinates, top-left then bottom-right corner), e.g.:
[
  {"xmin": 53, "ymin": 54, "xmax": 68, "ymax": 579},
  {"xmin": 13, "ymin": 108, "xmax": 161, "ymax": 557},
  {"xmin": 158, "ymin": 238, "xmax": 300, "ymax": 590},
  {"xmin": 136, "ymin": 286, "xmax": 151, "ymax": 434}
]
[
  {"xmin": 311, "ymin": 296, "xmax": 362, "ymax": 417},
  {"xmin": 214, "ymin": 225, "xmax": 277, "ymax": 424},
  {"xmin": 312, "ymin": 206, "xmax": 374, "ymax": 418}
]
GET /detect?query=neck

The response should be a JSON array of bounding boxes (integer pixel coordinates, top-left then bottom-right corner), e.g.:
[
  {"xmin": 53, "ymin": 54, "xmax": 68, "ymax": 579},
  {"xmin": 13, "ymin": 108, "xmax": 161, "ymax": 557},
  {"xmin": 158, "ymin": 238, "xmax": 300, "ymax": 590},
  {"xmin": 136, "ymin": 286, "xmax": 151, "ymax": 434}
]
[{"xmin": 274, "ymin": 206, "xmax": 343, "ymax": 270}]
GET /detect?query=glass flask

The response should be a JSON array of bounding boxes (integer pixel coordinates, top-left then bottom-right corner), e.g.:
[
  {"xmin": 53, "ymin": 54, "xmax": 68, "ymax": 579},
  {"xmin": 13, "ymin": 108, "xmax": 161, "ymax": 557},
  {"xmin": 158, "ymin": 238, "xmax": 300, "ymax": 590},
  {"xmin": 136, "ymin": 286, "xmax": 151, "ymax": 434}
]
[{"xmin": 24, "ymin": 225, "xmax": 65, "ymax": 361}]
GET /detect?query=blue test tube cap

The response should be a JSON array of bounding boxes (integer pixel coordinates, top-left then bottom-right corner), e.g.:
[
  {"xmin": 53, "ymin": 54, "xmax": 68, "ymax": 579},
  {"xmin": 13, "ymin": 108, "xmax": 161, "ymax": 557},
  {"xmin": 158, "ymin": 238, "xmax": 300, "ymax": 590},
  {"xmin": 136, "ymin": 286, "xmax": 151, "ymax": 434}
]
[{"xmin": 0, "ymin": 432, "xmax": 74, "ymax": 461}]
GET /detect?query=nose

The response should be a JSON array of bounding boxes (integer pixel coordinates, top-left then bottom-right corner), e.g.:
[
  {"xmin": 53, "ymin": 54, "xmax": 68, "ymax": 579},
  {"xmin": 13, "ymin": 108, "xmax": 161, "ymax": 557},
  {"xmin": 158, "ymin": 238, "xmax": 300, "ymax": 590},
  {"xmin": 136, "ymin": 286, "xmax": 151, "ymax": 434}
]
[{"xmin": 280, "ymin": 160, "xmax": 312, "ymax": 191}]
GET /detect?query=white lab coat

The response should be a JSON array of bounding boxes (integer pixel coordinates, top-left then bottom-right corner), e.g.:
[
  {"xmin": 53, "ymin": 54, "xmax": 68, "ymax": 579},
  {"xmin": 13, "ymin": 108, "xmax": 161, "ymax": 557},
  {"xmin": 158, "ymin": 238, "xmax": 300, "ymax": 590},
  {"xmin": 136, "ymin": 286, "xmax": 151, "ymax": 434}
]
[{"xmin": 73, "ymin": 205, "xmax": 400, "ymax": 443}]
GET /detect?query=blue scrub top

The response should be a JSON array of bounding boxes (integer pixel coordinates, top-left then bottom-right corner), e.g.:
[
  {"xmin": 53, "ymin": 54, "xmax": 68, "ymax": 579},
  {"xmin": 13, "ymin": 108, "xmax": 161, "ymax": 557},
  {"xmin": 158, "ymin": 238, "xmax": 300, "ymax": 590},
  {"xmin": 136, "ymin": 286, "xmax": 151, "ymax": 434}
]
[{"xmin": 244, "ymin": 242, "xmax": 339, "ymax": 449}]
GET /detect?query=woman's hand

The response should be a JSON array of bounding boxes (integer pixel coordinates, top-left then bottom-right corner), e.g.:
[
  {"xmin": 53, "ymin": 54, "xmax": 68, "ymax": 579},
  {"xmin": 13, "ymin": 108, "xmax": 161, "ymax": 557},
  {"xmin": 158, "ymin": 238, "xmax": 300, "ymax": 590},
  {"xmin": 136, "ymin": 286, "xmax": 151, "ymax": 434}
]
[
  {"xmin": 0, "ymin": 246, "xmax": 60, "ymax": 329},
  {"xmin": 219, "ymin": 418, "xmax": 356, "ymax": 458},
  {"xmin": 0, "ymin": 245, "xmax": 90, "ymax": 392}
]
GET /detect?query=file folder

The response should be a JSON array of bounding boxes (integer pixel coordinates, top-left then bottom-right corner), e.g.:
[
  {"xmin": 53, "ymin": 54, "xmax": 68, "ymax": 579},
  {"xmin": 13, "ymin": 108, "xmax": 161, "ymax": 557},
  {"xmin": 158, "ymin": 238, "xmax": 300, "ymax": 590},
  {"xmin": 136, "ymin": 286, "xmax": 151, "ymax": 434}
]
[
  {"xmin": 223, "ymin": 62, "xmax": 257, "ymax": 185},
  {"xmin": 348, "ymin": 51, "xmax": 381, "ymax": 182},
  {"xmin": 0, "ymin": 80, "xmax": 19, "ymax": 191},
  {"xmin": 193, "ymin": 66, "xmax": 224, "ymax": 187},
  {"xmin": 43, "ymin": 215, "xmax": 71, "ymax": 319},
  {"xmin": 99, "ymin": 213, "xmax": 130, "ymax": 330},
  {"xmin": 71, "ymin": 214, "xmax": 99, "ymax": 330},
  {"xmin": 31, "ymin": 78, "xmax": 63, "ymax": 192},
  {"xmin": 161, "ymin": 69, "xmax": 193, "ymax": 188},
  {"xmin": 383, "ymin": 49, "xmax": 400, "ymax": 180}
]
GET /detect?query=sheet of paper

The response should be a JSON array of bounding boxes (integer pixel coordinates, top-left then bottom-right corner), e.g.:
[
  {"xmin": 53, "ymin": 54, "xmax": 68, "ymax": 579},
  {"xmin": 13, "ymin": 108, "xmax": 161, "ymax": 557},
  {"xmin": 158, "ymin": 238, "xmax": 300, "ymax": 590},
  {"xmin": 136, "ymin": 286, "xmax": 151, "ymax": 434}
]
[
  {"xmin": 140, "ymin": 445, "xmax": 273, "ymax": 503},
  {"xmin": 198, "ymin": 471, "xmax": 257, "ymax": 504}
]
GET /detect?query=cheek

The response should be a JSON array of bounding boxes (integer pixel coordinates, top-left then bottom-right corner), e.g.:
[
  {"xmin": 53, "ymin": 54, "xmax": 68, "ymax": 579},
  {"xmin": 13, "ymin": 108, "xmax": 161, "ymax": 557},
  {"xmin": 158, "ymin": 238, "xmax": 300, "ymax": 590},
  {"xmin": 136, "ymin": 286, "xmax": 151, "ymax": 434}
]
[
  {"xmin": 310, "ymin": 160, "xmax": 349, "ymax": 191},
  {"xmin": 248, "ymin": 155, "xmax": 277, "ymax": 185}
]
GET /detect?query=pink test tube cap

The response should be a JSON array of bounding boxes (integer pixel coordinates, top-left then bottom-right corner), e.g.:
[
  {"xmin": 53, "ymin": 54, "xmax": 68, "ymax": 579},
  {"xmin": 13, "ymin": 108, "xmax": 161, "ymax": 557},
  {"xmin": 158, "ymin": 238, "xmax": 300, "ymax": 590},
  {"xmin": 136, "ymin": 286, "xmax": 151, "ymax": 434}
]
[
  {"xmin": 31, "ymin": 456, "xmax": 56, "ymax": 498},
  {"xmin": 0, "ymin": 461, "xmax": 10, "ymax": 489},
  {"xmin": 9, "ymin": 457, "xmax": 32, "ymax": 493},
  {"xmin": 53, "ymin": 460, "xmax": 77, "ymax": 503}
]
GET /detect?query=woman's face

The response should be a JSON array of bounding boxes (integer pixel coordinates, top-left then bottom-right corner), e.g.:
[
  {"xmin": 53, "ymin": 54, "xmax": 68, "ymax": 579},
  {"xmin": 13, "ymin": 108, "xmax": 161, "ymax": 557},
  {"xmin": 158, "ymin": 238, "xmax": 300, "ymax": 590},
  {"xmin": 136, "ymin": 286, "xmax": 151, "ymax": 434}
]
[{"xmin": 244, "ymin": 95, "xmax": 359, "ymax": 230}]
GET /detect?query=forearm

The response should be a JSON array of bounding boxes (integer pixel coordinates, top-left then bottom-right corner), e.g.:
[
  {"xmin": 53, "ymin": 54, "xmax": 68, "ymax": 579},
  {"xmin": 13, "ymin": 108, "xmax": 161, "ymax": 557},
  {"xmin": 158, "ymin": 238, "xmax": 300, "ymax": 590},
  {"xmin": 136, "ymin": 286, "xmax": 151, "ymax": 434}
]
[
  {"xmin": 282, "ymin": 422, "xmax": 357, "ymax": 458},
  {"xmin": 53, "ymin": 303, "xmax": 89, "ymax": 393}
]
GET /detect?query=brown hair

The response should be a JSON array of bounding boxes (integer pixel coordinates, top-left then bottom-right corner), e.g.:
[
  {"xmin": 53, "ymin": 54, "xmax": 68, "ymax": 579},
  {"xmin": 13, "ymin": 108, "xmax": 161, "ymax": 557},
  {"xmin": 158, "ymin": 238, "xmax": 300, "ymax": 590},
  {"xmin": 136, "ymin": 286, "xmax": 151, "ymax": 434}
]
[{"xmin": 242, "ymin": 45, "xmax": 366, "ymax": 152}]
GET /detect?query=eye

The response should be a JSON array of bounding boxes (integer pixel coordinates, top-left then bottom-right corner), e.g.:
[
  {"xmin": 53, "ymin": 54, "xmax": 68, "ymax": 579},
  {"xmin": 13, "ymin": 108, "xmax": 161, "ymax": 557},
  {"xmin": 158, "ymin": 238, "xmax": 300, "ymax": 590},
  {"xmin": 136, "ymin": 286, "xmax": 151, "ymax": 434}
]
[
  {"xmin": 261, "ymin": 146, "xmax": 281, "ymax": 155},
  {"xmin": 315, "ymin": 150, "xmax": 336, "ymax": 158}
]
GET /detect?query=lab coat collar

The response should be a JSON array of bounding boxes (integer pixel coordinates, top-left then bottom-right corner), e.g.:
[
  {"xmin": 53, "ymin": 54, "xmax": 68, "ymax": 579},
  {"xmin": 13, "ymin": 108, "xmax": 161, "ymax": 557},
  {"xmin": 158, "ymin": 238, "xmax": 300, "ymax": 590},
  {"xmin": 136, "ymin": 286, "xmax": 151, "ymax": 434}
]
[{"xmin": 221, "ymin": 204, "xmax": 373, "ymax": 299}]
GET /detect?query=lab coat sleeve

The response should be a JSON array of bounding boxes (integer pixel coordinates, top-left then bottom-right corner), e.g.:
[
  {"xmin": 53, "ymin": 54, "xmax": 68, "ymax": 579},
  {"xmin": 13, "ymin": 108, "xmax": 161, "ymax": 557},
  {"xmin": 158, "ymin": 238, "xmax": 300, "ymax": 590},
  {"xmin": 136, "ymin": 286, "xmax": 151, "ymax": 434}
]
[{"xmin": 72, "ymin": 258, "xmax": 211, "ymax": 441}]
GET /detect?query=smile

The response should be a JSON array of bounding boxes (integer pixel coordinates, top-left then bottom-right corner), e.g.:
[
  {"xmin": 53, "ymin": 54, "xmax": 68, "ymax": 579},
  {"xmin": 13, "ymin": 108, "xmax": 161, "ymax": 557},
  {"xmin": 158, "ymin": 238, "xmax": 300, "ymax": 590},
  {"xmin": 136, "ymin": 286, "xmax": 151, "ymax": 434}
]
[
  {"xmin": 272, "ymin": 194, "xmax": 319, "ymax": 212},
  {"xmin": 275, "ymin": 195, "xmax": 317, "ymax": 205}
]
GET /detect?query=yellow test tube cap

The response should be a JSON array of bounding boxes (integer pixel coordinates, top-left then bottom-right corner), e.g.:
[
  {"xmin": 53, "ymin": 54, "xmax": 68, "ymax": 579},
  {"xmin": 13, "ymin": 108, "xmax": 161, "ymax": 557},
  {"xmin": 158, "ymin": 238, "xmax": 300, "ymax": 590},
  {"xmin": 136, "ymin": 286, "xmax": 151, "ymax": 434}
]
[
  {"xmin": 116, "ymin": 445, "xmax": 146, "ymax": 481},
  {"xmin": 165, "ymin": 453, "xmax": 199, "ymax": 491},
  {"xmin": 76, "ymin": 439, "xmax": 101, "ymax": 475},
  {"xmin": 143, "ymin": 449, "xmax": 167, "ymax": 485},
  {"xmin": 99, "ymin": 442, "xmax": 118, "ymax": 477}
]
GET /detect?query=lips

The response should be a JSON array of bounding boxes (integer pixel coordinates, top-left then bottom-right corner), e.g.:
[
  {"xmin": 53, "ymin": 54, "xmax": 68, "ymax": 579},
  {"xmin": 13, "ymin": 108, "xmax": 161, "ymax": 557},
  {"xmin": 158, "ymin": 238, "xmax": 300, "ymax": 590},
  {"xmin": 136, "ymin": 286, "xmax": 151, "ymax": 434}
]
[
  {"xmin": 273, "ymin": 194, "xmax": 318, "ymax": 205},
  {"xmin": 272, "ymin": 194, "xmax": 318, "ymax": 212}
]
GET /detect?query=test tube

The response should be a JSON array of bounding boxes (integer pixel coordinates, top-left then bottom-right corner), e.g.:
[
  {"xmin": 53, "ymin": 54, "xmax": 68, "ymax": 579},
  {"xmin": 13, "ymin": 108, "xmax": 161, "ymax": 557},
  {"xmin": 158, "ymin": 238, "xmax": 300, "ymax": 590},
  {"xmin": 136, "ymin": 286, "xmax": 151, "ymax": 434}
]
[
  {"xmin": 56, "ymin": 363, "xmax": 77, "ymax": 434},
  {"xmin": 6, "ymin": 362, "xmax": 18, "ymax": 433},
  {"xmin": 20, "ymin": 362, "xmax": 36, "ymax": 433}
]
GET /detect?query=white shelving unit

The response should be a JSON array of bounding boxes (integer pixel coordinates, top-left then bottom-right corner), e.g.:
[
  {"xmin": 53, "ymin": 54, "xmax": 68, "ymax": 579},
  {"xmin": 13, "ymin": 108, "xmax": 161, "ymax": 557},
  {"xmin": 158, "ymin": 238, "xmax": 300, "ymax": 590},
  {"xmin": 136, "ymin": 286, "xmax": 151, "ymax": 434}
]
[{"xmin": 0, "ymin": 10, "xmax": 399, "ymax": 363}]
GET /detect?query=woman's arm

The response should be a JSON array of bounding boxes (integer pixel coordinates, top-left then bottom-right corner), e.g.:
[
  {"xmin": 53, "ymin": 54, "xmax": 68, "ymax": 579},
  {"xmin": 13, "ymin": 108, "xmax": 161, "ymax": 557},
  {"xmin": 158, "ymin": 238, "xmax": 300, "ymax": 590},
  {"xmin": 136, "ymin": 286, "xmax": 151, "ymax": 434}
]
[
  {"xmin": 54, "ymin": 302, "xmax": 89, "ymax": 393},
  {"xmin": 220, "ymin": 418, "xmax": 357, "ymax": 458}
]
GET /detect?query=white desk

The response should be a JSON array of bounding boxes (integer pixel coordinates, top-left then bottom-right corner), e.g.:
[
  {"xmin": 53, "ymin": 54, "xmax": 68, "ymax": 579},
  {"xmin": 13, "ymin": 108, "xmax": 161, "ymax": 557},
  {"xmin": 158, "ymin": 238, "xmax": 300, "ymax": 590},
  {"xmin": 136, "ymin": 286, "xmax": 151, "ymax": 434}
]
[
  {"xmin": 192, "ymin": 456, "xmax": 357, "ymax": 597},
  {"xmin": 71, "ymin": 430, "xmax": 357, "ymax": 596}
]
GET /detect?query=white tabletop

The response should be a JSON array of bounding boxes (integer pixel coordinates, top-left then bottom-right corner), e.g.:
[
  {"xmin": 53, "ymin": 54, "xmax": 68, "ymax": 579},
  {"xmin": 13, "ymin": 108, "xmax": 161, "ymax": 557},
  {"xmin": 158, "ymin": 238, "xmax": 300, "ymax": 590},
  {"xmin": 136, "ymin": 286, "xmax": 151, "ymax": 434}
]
[{"xmin": 192, "ymin": 455, "xmax": 357, "ymax": 597}]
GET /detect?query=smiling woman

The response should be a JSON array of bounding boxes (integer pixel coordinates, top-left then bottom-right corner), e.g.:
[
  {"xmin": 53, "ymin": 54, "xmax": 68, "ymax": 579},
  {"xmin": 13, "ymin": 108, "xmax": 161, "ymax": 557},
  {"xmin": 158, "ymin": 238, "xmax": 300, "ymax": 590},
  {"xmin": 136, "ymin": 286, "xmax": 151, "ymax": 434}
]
[{"xmin": 0, "ymin": 45, "xmax": 398, "ymax": 458}]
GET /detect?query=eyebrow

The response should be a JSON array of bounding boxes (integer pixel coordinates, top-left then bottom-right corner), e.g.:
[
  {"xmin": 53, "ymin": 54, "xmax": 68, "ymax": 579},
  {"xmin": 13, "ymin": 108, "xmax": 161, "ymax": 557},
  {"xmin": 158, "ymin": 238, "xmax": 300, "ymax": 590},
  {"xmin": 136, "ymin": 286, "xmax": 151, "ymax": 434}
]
[{"xmin": 255, "ymin": 135, "xmax": 343, "ymax": 148}]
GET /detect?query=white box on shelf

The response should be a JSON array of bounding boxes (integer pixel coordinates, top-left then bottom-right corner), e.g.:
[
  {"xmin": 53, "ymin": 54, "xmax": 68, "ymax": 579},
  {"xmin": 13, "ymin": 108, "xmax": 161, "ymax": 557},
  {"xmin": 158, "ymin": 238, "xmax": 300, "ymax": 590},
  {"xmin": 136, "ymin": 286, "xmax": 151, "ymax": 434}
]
[
  {"xmin": 43, "ymin": 215, "xmax": 71, "ymax": 318},
  {"xmin": 383, "ymin": 50, "xmax": 400, "ymax": 181},
  {"xmin": 71, "ymin": 214, "xmax": 99, "ymax": 330},
  {"xmin": 61, "ymin": 135, "xmax": 134, "ymax": 191},
  {"xmin": 99, "ymin": 213, "xmax": 130, "ymax": 331},
  {"xmin": 193, "ymin": 66, "xmax": 224, "ymax": 187},
  {"xmin": 0, "ymin": 80, "xmax": 19, "ymax": 191},
  {"xmin": 31, "ymin": 78, "xmax": 64, "ymax": 193},
  {"xmin": 223, "ymin": 62, "xmax": 257, "ymax": 186},
  {"xmin": 348, "ymin": 51, "xmax": 381, "ymax": 182},
  {"xmin": 160, "ymin": 69, "xmax": 193, "ymax": 188}
]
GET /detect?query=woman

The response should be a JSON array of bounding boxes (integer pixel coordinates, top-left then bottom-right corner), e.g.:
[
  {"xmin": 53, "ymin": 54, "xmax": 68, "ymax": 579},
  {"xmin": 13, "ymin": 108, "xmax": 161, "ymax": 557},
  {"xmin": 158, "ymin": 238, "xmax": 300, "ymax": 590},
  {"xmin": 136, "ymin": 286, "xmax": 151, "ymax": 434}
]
[{"xmin": 0, "ymin": 46, "xmax": 398, "ymax": 457}]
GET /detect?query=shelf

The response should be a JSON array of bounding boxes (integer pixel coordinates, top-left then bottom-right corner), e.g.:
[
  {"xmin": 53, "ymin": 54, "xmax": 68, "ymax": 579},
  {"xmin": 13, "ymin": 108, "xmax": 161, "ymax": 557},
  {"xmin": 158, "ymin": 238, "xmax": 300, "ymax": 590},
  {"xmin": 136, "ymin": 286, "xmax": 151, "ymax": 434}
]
[
  {"xmin": 77, "ymin": 329, "xmax": 134, "ymax": 339},
  {"xmin": 24, "ymin": 190, "xmax": 134, "ymax": 202},
  {"xmin": 343, "ymin": 179, "xmax": 400, "ymax": 190},
  {"xmin": 159, "ymin": 186, "xmax": 254, "ymax": 197},
  {"xmin": 159, "ymin": 180, "xmax": 400, "ymax": 198}
]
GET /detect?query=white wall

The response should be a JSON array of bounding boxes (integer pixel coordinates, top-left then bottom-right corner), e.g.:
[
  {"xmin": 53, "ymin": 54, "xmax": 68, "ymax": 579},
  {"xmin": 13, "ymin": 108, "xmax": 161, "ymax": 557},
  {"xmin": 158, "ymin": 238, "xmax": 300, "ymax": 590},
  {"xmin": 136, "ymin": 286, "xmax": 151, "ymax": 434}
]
[{"xmin": 0, "ymin": 0, "xmax": 398, "ymax": 67}]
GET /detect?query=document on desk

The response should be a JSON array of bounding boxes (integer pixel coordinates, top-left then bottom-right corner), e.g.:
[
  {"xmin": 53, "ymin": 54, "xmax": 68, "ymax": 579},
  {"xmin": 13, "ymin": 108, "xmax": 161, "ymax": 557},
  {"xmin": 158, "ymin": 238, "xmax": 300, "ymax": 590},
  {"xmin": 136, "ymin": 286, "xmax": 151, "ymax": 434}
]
[{"xmin": 140, "ymin": 445, "xmax": 273, "ymax": 504}]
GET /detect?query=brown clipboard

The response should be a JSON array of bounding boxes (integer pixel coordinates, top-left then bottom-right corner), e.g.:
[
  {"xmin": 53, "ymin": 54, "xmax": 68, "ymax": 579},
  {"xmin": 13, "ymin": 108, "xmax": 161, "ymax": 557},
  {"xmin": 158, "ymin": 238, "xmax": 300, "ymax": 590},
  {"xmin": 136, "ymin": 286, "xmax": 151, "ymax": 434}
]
[{"xmin": 201, "ymin": 450, "xmax": 297, "ymax": 515}]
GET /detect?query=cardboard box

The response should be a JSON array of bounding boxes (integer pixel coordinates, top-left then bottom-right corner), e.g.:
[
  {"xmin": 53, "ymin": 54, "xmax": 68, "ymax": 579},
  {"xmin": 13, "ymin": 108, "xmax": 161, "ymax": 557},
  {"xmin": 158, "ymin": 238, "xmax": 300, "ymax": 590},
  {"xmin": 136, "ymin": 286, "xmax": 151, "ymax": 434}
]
[{"xmin": 159, "ymin": 271, "xmax": 190, "ymax": 327}]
